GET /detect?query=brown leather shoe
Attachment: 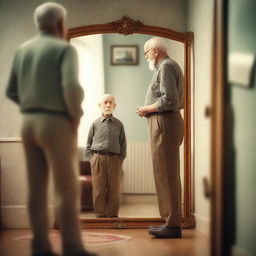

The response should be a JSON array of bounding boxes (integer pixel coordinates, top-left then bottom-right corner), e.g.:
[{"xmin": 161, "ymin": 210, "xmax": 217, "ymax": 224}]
[
  {"xmin": 148, "ymin": 226, "xmax": 182, "ymax": 238},
  {"xmin": 63, "ymin": 250, "xmax": 97, "ymax": 256},
  {"xmin": 32, "ymin": 252, "xmax": 59, "ymax": 256},
  {"xmin": 148, "ymin": 224, "xmax": 167, "ymax": 230}
]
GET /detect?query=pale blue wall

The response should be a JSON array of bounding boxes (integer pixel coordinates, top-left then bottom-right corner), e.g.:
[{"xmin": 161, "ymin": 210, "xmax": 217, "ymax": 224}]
[
  {"xmin": 103, "ymin": 34, "xmax": 152, "ymax": 141},
  {"xmin": 228, "ymin": 0, "xmax": 256, "ymax": 254}
]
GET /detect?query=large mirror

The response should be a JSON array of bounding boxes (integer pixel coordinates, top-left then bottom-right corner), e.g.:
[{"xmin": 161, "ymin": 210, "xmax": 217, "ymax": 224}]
[{"xmin": 66, "ymin": 17, "xmax": 193, "ymax": 228}]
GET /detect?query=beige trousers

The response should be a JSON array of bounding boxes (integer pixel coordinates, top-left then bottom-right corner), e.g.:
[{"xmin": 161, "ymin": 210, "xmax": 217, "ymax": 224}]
[
  {"xmin": 21, "ymin": 113, "xmax": 84, "ymax": 256},
  {"xmin": 147, "ymin": 111, "xmax": 184, "ymax": 227},
  {"xmin": 89, "ymin": 154, "xmax": 122, "ymax": 217}
]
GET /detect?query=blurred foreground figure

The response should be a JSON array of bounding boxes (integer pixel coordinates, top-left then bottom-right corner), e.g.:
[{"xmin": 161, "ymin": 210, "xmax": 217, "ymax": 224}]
[{"xmin": 6, "ymin": 2, "xmax": 96, "ymax": 256}]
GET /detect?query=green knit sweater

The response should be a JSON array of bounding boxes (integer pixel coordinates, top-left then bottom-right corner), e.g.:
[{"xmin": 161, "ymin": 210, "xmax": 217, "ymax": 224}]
[{"xmin": 6, "ymin": 33, "xmax": 84, "ymax": 119}]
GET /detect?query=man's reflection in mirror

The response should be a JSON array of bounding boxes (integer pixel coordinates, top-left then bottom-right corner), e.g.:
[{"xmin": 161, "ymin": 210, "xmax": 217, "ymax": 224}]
[
  {"xmin": 85, "ymin": 94, "xmax": 127, "ymax": 218},
  {"xmin": 137, "ymin": 37, "xmax": 184, "ymax": 238}
]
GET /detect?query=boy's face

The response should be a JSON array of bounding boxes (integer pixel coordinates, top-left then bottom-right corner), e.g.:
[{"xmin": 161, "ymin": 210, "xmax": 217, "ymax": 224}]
[{"xmin": 99, "ymin": 96, "xmax": 116, "ymax": 117}]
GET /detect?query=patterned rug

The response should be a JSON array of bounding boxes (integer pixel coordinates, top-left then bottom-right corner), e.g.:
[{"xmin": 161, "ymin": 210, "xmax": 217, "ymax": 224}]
[{"xmin": 14, "ymin": 232, "xmax": 132, "ymax": 247}]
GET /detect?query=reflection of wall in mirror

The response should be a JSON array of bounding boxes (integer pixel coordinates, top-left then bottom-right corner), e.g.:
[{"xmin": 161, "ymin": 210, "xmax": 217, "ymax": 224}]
[{"xmin": 70, "ymin": 35, "xmax": 105, "ymax": 147}]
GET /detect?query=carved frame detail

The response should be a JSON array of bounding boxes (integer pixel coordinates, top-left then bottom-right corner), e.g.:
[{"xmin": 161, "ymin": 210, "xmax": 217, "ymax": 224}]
[{"xmin": 109, "ymin": 16, "xmax": 143, "ymax": 35}]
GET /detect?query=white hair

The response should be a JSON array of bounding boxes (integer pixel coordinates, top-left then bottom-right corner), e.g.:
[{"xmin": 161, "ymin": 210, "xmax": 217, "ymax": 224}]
[
  {"xmin": 34, "ymin": 2, "xmax": 67, "ymax": 30},
  {"xmin": 144, "ymin": 37, "xmax": 168, "ymax": 53},
  {"xmin": 99, "ymin": 94, "xmax": 115, "ymax": 104}
]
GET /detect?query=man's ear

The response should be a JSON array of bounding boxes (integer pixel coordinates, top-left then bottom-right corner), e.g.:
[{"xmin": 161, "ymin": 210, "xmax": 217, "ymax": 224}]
[
  {"xmin": 58, "ymin": 18, "xmax": 66, "ymax": 39},
  {"xmin": 153, "ymin": 48, "xmax": 158, "ymax": 56},
  {"xmin": 113, "ymin": 103, "xmax": 116, "ymax": 109}
]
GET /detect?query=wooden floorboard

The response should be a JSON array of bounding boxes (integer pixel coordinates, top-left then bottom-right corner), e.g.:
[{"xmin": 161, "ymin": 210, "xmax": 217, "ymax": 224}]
[{"xmin": 0, "ymin": 229, "xmax": 209, "ymax": 256}]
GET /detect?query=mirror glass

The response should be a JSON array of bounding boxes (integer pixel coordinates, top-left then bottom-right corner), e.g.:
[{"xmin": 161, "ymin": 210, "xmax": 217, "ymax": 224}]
[{"xmin": 70, "ymin": 33, "xmax": 185, "ymax": 219}]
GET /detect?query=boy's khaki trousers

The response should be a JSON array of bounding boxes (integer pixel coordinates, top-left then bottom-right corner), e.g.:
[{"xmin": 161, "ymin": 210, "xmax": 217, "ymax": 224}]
[{"xmin": 89, "ymin": 154, "xmax": 122, "ymax": 217}]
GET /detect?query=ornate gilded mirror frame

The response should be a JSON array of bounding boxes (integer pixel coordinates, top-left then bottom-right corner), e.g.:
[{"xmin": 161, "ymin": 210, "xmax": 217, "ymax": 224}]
[{"xmin": 67, "ymin": 16, "xmax": 194, "ymax": 229}]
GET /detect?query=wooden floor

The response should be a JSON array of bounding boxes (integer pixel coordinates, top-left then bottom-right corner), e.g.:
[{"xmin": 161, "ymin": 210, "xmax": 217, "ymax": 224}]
[
  {"xmin": 81, "ymin": 202, "xmax": 161, "ymax": 218},
  {"xmin": 0, "ymin": 228, "xmax": 209, "ymax": 256}
]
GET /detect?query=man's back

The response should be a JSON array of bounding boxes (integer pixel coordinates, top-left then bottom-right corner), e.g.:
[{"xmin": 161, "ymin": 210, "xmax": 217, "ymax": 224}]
[
  {"xmin": 7, "ymin": 33, "xmax": 83, "ymax": 118},
  {"xmin": 4, "ymin": 2, "xmax": 97, "ymax": 255}
]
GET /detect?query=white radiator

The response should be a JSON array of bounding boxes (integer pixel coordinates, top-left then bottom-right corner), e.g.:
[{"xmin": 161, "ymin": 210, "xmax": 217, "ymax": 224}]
[
  {"xmin": 79, "ymin": 139, "xmax": 184, "ymax": 195},
  {"xmin": 122, "ymin": 141, "xmax": 156, "ymax": 194}
]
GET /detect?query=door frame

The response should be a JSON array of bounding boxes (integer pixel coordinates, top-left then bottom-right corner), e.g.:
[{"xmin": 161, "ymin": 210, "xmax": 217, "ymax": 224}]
[{"xmin": 211, "ymin": 0, "xmax": 229, "ymax": 255}]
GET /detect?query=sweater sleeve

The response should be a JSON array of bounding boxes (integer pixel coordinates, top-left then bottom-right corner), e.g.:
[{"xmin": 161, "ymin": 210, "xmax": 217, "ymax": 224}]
[
  {"xmin": 6, "ymin": 52, "xmax": 19, "ymax": 104},
  {"xmin": 85, "ymin": 123, "xmax": 94, "ymax": 159},
  {"xmin": 61, "ymin": 45, "xmax": 84, "ymax": 119}
]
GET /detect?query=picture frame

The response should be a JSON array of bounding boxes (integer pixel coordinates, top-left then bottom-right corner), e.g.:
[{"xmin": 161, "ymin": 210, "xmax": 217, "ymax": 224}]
[{"xmin": 111, "ymin": 45, "xmax": 139, "ymax": 65}]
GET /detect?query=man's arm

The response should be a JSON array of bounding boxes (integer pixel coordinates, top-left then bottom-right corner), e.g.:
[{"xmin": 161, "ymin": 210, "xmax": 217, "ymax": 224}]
[
  {"xmin": 85, "ymin": 124, "xmax": 94, "ymax": 159},
  {"xmin": 137, "ymin": 63, "xmax": 180, "ymax": 117},
  {"xmin": 61, "ymin": 45, "xmax": 84, "ymax": 131},
  {"xmin": 119, "ymin": 123, "xmax": 127, "ymax": 159},
  {"xmin": 6, "ymin": 53, "xmax": 19, "ymax": 104},
  {"xmin": 156, "ymin": 63, "xmax": 179, "ymax": 112}
]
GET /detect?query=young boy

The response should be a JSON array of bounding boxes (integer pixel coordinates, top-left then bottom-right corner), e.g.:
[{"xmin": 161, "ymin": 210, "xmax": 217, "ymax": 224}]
[{"xmin": 86, "ymin": 94, "xmax": 126, "ymax": 218}]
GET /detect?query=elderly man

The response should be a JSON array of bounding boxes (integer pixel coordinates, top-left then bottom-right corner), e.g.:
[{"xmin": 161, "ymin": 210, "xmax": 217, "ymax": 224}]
[
  {"xmin": 86, "ymin": 94, "xmax": 126, "ymax": 218},
  {"xmin": 6, "ymin": 3, "xmax": 96, "ymax": 256},
  {"xmin": 136, "ymin": 37, "xmax": 184, "ymax": 238}
]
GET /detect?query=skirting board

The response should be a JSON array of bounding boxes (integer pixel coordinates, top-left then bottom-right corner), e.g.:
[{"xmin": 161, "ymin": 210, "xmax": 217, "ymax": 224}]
[
  {"xmin": 121, "ymin": 194, "xmax": 158, "ymax": 204},
  {"xmin": 232, "ymin": 246, "xmax": 255, "ymax": 256},
  {"xmin": 194, "ymin": 213, "xmax": 210, "ymax": 236},
  {"xmin": 1, "ymin": 205, "xmax": 55, "ymax": 229}
]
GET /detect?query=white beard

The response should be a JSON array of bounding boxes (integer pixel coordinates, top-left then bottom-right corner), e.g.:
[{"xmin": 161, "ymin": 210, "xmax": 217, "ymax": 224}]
[
  {"xmin": 103, "ymin": 109, "xmax": 113, "ymax": 115},
  {"xmin": 148, "ymin": 59, "xmax": 156, "ymax": 71}
]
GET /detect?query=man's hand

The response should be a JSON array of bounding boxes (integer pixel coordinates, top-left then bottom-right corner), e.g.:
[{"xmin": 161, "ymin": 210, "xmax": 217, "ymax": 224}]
[
  {"xmin": 136, "ymin": 106, "xmax": 149, "ymax": 117},
  {"xmin": 136, "ymin": 103, "xmax": 158, "ymax": 117}
]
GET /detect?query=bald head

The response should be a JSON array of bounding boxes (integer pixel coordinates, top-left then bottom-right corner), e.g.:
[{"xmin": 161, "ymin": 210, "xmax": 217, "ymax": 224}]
[
  {"xmin": 144, "ymin": 37, "xmax": 168, "ymax": 71},
  {"xmin": 144, "ymin": 37, "xmax": 168, "ymax": 54},
  {"xmin": 99, "ymin": 94, "xmax": 115, "ymax": 104},
  {"xmin": 99, "ymin": 94, "xmax": 116, "ymax": 118},
  {"xmin": 34, "ymin": 2, "xmax": 67, "ymax": 38}
]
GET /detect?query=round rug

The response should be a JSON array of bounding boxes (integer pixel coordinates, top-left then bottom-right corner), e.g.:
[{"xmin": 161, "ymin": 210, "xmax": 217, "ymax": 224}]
[{"xmin": 14, "ymin": 232, "xmax": 132, "ymax": 247}]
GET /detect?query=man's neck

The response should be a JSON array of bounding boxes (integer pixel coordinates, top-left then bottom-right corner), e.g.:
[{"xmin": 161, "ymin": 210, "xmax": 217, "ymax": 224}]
[
  {"xmin": 103, "ymin": 113, "xmax": 112, "ymax": 119},
  {"xmin": 41, "ymin": 30, "xmax": 60, "ymax": 39},
  {"xmin": 156, "ymin": 54, "xmax": 168, "ymax": 69}
]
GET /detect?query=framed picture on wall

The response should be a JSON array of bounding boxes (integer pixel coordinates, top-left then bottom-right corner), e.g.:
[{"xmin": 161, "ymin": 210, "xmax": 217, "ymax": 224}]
[{"xmin": 111, "ymin": 45, "xmax": 139, "ymax": 65}]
